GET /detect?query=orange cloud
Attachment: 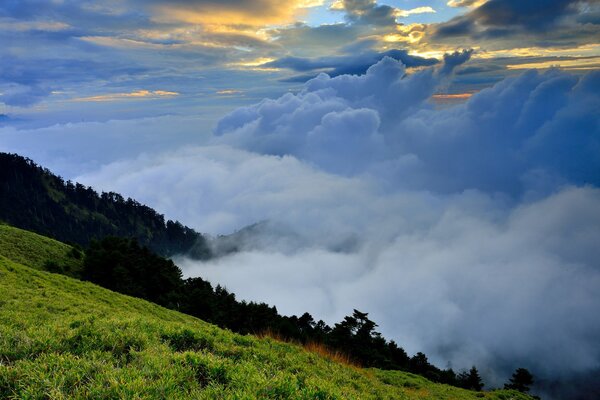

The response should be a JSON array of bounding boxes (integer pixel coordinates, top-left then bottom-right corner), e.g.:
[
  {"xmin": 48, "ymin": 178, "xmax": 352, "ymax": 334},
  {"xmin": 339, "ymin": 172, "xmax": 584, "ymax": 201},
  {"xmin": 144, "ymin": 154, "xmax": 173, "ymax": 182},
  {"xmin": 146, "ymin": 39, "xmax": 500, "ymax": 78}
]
[{"xmin": 152, "ymin": 0, "xmax": 325, "ymax": 27}]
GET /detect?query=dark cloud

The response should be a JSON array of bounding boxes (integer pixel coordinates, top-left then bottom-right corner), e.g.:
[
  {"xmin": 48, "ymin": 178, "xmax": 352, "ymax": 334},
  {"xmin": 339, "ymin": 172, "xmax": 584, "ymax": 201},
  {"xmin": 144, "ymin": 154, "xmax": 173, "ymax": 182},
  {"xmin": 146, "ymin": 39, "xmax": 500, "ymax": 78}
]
[
  {"xmin": 434, "ymin": 16, "xmax": 475, "ymax": 36},
  {"xmin": 341, "ymin": 0, "xmax": 399, "ymax": 26},
  {"xmin": 433, "ymin": 0, "xmax": 600, "ymax": 43},
  {"xmin": 438, "ymin": 49, "xmax": 474, "ymax": 76},
  {"xmin": 472, "ymin": 0, "xmax": 584, "ymax": 31},
  {"xmin": 263, "ymin": 49, "xmax": 438, "ymax": 80}
]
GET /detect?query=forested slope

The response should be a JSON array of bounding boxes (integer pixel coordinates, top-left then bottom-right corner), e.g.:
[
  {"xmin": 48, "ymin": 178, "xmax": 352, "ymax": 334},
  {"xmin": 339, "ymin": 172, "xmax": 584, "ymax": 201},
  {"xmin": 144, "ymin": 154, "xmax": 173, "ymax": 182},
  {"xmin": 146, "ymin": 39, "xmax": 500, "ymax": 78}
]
[{"xmin": 0, "ymin": 152, "xmax": 210, "ymax": 259}]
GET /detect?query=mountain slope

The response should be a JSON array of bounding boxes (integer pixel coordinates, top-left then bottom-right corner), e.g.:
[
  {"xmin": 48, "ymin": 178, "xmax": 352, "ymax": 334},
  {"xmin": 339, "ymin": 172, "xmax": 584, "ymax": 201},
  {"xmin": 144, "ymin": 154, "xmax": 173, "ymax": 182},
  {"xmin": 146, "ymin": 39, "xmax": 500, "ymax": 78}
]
[
  {"xmin": 0, "ymin": 223, "xmax": 83, "ymax": 277},
  {"xmin": 0, "ymin": 152, "xmax": 210, "ymax": 259},
  {"xmin": 0, "ymin": 227, "xmax": 532, "ymax": 399}
]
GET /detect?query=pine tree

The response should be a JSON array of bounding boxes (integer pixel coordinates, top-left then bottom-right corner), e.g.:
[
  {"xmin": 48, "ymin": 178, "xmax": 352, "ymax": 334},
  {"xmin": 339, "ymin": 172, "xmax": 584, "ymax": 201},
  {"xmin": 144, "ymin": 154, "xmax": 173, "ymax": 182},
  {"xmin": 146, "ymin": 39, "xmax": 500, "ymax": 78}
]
[
  {"xmin": 504, "ymin": 368, "xmax": 534, "ymax": 392},
  {"xmin": 457, "ymin": 366, "xmax": 484, "ymax": 391}
]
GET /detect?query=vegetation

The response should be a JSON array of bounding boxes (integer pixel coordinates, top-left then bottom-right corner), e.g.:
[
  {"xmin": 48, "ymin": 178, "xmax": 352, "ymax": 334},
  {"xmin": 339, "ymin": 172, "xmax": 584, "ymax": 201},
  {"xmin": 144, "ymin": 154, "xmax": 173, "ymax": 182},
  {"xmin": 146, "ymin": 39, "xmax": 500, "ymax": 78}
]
[
  {"xmin": 0, "ymin": 229, "xmax": 533, "ymax": 399},
  {"xmin": 0, "ymin": 223, "xmax": 83, "ymax": 277},
  {"xmin": 457, "ymin": 367, "xmax": 484, "ymax": 391},
  {"xmin": 505, "ymin": 368, "xmax": 534, "ymax": 393},
  {"xmin": 0, "ymin": 152, "xmax": 210, "ymax": 259}
]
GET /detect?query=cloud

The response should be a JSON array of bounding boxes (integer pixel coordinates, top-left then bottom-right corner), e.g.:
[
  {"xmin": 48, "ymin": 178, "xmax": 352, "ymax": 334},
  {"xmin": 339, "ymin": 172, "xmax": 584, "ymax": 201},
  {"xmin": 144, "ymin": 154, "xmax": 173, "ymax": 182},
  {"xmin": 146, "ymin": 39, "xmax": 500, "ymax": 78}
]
[
  {"xmin": 262, "ymin": 49, "xmax": 438, "ymax": 79},
  {"xmin": 0, "ymin": 115, "xmax": 217, "ymax": 177},
  {"xmin": 73, "ymin": 89, "xmax": 179, "ymax": 102},
  {"xmin": 432, "ymin": 0, "xmax": 600, "ymax": 49},
  {"xmin": 214, "ymin": 55, "xmax": 599, "ymax": 195},
  {"xmin": 175, "ymin": 186, "xmax": 600, "ymax": 390},
  {"xmin": 333, "ymin": 0, "xmax": 399, "ymax": 26},
  {"xmin": 331, "ymin": 0, "xmax": 435, "ymax": 25},
  {"xmin": 395, "ymin": 7, "xmax": 437, "ymax": 18},
  {"xmin": 447, "ymin": 0, "xmax": 487, "ymax": 8},
  {"xmin": 0, "ymin": 83, "xmax": 51, "ymax": 107},
  {"xmin": 469, "ymin": 0, "xmax": 584, "ymax": 31},
  {"xmin": 142, "ymin": 0, "xmax": 325, "ymax": 26},
  {"xmin": 0, "ymin": 0, "xmax": 286, "ymax": 108}
]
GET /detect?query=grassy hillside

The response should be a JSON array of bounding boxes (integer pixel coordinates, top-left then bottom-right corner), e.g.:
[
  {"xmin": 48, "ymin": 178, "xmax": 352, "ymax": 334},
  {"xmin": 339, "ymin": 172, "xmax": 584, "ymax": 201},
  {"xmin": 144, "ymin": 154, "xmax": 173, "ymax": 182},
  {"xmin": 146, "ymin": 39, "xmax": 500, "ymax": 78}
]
[
  {"xmin": 0, "ymin": 223, "xmax": 83, "ymax": 277},
  {"xmin": 0, "ymin": 226, "xmax": 532, "ymax": 399}
]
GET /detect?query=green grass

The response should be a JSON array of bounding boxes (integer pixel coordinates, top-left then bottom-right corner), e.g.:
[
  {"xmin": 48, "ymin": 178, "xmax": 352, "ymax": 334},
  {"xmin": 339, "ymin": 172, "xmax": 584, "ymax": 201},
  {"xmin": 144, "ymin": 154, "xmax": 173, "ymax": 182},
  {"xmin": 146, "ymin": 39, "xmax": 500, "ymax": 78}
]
[
  {"xmin": 0, "ymin": 225, "xmax": 533, "ymax": 399},
  {"xmin": 0, "ymin": 223, "xmax": 83, "ymax": 277}
]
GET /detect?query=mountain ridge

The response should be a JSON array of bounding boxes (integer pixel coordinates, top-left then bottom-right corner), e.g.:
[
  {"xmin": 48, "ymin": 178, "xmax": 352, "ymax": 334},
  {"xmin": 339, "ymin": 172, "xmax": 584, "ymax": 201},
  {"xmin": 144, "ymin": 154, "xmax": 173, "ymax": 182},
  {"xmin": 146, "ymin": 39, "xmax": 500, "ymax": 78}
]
[{"xmin": 0, "ymin": 152, "xmax": 210, "ymax": 259}]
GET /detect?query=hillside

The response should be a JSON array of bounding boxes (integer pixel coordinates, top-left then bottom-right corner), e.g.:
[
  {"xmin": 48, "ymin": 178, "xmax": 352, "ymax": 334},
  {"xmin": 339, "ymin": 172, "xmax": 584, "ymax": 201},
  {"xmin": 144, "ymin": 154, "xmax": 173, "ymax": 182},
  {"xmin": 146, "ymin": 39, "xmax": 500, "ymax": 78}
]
[
  {"xmin": 0, "ymin": 226, "xmax": 533, "ymax": 399},
  {"xmin": 0, "ymin": 223, "xmax": 83, "ymax": 277},
  {"xmin": 0, "ymin": 152, "xmax": 210, "ymax": 259}
]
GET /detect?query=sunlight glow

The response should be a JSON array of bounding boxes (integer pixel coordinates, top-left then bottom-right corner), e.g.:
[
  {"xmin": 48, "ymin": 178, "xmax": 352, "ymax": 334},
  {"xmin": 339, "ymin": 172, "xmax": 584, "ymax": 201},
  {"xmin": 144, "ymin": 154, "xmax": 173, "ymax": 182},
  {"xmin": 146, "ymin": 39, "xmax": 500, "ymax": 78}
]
[{"xmin": 73, "ymin": 90, "xmax": 179, "ymax": 102}]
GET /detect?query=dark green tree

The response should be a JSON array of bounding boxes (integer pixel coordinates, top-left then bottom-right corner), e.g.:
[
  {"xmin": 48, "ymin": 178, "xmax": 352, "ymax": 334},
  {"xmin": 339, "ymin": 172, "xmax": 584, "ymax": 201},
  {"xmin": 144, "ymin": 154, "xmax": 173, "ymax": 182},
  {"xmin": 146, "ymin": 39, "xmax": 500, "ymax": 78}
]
[
  {"xmin": 504, "ymin": 368, "xmax": 534, "ymax": 392},
  {"xmin": 458, "ymin": 366, "xmax": 484, "ymax": 391},
  {"xmin": 83, "ymin": 237, "xmax": 183, "ymax": 306}
]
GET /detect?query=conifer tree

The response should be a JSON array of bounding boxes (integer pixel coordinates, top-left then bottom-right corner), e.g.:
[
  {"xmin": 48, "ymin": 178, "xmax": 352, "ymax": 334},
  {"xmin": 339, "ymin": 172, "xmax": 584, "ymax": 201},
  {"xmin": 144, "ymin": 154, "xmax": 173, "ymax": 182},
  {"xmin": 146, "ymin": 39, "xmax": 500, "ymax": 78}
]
[
  {"xmin": 504, "ymin": 368, "xmax": 534, "ymax": 392},
  {"xmin": 457, "ymin": 366, "xmax": 484, "ymax": 391}
]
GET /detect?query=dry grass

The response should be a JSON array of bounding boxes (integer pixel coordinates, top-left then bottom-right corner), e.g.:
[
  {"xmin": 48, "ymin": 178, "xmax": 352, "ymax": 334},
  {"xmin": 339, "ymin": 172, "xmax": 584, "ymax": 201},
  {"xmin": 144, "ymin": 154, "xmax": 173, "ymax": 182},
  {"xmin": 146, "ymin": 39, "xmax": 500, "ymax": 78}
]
[
  {"xmin": 257, "ymin": 329, "xmax": 361, "ymax": 370},
  {"xmin": 303, "ymin": 341, "xmax": 361, "ymax": 369}
]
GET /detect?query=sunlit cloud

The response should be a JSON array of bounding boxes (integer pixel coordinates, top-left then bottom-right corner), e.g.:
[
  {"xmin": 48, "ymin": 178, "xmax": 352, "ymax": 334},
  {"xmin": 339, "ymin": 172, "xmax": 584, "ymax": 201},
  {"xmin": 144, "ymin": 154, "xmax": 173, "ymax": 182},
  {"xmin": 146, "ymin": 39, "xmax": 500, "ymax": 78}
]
[
  {"xmin": 394, "ymin": 7, "xmax": 436, "ymax": 18},
  {"xmin": 216, "ymin": 89, "xmax": 243, "ymax": 95},
  {"xmin": 446, "ymin": 0, "xmax": 487, "ymax": 8},
  {"xmin": 476, "ymin": 43, "xmax": 600, "ymax": 59},
  {"xmin": 382, "ymin": 24, "xmax": 427, "ymax": 44},
  {"xmin": 329, "ymin": 1, "xmax": 344, "ymax": 11},
  {"xmin": 227, "ymin": 57, "xmax": 280, "ymax": 71},
  {"xmin": 73, "ymin": 90, "xmax": 179, "ymax": 102},
  {"xmin": 431, "ymin": 92, "xmax": 474, "ymax": 100},
  {"xmin": 430, "ymin": 92, "xmax": 475, "ymax": 106},
  {"xmin": 152, "ymin": 0, "xmax": 326, "ymax": 27},
  {"xmin": 506, "ymin": 57, "xmax": 600, "ymax": 70}
]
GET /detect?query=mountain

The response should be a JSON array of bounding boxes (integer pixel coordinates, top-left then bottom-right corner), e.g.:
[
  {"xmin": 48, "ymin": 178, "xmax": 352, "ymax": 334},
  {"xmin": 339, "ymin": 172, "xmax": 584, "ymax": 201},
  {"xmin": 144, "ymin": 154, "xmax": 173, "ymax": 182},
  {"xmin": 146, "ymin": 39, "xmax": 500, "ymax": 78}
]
[
  {"xmin": 0, "ymin": 224, "xmax": 532, "ymax": 399},
  {"xmin": 0, "ymin": 152, "xmax": 210, "ymax": 259}
]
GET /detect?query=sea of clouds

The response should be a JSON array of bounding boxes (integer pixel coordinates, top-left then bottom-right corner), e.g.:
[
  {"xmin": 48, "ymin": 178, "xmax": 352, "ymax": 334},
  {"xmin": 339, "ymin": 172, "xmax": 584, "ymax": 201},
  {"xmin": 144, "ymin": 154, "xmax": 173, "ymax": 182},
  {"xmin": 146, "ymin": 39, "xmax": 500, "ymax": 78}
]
[{"xmin": 3, "ymin": 53, "xmax": 599, "ymax": 398}]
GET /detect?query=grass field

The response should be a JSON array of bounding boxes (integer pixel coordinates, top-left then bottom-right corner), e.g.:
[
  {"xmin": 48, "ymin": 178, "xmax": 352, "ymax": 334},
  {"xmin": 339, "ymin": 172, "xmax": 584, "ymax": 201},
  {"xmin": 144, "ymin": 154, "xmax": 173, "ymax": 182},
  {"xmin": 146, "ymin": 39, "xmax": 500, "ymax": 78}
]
[
  {"xmin": 0, "ymin": 225, "xmax": 533, "ymax": 399},
  {"xmin": 0, "ymin": 223, "xmax": 83, "ymax": 277}
]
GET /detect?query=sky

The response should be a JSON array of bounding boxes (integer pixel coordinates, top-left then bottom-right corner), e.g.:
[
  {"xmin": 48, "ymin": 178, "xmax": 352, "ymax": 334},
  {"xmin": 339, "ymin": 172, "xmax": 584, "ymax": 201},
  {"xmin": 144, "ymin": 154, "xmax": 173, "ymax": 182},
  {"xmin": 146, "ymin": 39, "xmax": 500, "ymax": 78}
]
[{"xmin": 1, "ymin": 1, "xmax": 600, "ymax": 399}]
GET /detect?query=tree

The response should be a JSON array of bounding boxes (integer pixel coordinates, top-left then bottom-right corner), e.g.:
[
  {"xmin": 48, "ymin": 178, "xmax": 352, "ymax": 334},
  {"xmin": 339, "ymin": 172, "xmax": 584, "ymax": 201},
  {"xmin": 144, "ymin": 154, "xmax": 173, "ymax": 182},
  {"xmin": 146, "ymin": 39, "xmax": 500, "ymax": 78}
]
[
  {"xmin": 504, "ymin": 368, "xmax": 534, "ymax": 392},
  {"xmin": 458, "ymin": 366, "xmax": 484, "ymax": 391}
]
